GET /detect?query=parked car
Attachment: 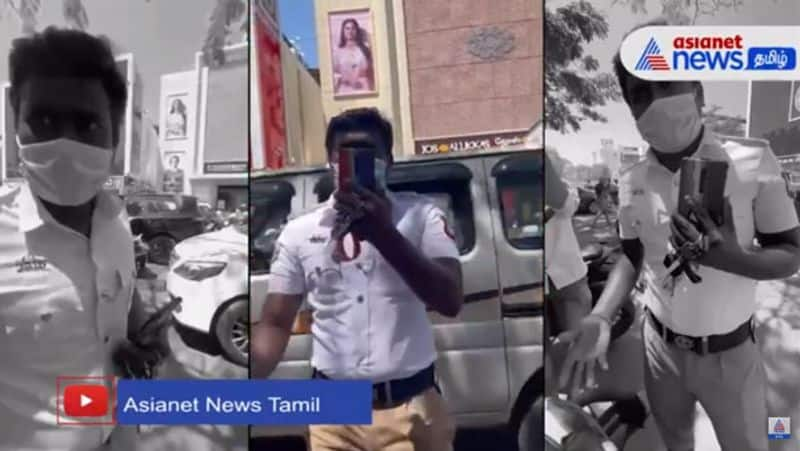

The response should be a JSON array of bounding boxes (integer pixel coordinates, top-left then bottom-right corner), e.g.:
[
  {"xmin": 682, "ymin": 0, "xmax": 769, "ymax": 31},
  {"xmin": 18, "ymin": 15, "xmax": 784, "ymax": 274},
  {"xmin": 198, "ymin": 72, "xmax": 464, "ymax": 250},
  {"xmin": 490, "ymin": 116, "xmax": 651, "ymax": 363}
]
[
  {"xmin": 249, "ymin": 150, "xmax": 544, "ymax": 448},
  {"xmin": 126, "ymin": 193, "xmax": 205, "ymax": 265},
  {"xmin": 168, "ymin": 224, "xmax": 249, "ymax": 366}
]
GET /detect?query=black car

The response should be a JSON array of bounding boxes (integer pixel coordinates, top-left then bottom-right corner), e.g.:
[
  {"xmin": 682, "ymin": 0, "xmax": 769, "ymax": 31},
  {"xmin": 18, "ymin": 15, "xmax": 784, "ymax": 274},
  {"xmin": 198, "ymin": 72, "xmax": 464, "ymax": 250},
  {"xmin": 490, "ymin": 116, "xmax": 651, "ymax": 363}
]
[{"xmin": 126, "ymin": 193, "xmax": 205, "ymax": 265}]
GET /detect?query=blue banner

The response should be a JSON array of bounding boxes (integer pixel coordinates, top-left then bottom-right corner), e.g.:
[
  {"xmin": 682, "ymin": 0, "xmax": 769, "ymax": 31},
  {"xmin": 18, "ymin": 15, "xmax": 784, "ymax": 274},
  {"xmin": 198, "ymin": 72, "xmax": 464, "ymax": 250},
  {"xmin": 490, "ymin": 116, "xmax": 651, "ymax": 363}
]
[
  {"xmin": 116, "ymin": 379, "xmax": 373, "ymax": 425},
  {"xmin": 747, "ymin": 47, "xmax": 797, "ymax": 70}
]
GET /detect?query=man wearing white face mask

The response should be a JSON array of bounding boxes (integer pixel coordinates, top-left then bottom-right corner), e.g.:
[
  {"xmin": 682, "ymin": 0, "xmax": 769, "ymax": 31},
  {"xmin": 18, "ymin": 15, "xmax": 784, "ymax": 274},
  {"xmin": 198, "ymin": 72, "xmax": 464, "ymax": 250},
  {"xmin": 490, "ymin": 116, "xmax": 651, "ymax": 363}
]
[
  {"xmin": 556, "ymin": 18, "xmax": 800, "ymax": 451},
  {"xmin": 0, "ymin": 28, "xmax": 169, "ymax": 451},
  {"xmin": 252, "ymin": 108, "xmax": 463, "ymax": 450}
]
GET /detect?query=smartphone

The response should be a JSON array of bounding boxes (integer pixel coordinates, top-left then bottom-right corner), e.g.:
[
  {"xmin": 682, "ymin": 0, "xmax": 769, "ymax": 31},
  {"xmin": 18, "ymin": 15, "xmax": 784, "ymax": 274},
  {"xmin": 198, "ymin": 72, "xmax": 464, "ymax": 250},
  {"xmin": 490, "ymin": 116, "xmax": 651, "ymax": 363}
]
[
  {"xmin": 678, "ymin": 158, "xmax": 728, "ymax": 226},
  {"xmin": 338, "ymin": 147, "xmax": 376, "ymax": 192}
]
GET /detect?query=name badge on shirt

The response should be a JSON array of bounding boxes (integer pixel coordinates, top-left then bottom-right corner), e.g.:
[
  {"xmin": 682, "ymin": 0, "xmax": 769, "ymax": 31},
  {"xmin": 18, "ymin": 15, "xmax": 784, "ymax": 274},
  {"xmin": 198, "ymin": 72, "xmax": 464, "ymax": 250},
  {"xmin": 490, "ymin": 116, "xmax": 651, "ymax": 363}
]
[{"xmin": 15, "ymin": 255, "xmax": 48, "ymax": 273}]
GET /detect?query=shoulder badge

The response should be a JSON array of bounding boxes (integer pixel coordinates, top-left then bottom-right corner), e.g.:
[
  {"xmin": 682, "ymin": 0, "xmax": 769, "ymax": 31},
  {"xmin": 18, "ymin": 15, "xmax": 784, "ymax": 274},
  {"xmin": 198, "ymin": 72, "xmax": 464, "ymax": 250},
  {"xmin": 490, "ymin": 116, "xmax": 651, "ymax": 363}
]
[
  {"xmin": 269, "ymin": 245, "xmax": 281, "ymax": 266},
  {"xmin": 440, "ymin": 215, "xmax": 456, "ymax": 241}
]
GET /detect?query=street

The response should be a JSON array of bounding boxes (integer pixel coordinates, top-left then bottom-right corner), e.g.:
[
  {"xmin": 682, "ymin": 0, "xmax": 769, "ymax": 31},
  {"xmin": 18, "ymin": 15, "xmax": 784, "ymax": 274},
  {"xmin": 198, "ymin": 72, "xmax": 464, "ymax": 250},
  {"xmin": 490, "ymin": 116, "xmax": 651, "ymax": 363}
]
[
  {"xmin": 130, "ymin": 264, "xmax": 249, "ymax": 451},
  {"xmin": 573, "ymin": 212, "xmax": 800, "ymax": 451}
]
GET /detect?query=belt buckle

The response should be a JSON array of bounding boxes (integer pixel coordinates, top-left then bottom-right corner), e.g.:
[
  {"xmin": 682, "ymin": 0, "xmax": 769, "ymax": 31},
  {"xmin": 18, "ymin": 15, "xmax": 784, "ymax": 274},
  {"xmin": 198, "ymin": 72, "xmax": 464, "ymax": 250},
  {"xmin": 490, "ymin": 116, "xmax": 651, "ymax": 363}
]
[{"xmin": 673, "ymin": 335, "xmax": 695, "ymax": 350}]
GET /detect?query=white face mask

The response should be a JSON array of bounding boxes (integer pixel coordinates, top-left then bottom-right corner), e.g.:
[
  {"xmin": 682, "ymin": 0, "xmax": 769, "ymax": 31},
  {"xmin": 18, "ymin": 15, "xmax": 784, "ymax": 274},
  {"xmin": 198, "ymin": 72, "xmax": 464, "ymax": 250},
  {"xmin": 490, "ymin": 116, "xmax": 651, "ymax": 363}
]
[
  {"xmin": 17, "ymin": 137, "xmax": 112, "ymax": 206},
  {"xmin": 635, "ymin": 93, "xmax": 703, "ymax": 154}
]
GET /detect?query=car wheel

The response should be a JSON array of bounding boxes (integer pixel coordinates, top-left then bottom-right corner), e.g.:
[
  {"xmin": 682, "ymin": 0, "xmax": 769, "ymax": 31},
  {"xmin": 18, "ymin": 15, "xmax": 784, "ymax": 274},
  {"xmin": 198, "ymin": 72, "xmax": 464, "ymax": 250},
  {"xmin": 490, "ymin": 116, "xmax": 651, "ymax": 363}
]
[
  {"xmin": 215, "ymin": 297, "xmax": 249, "ymax": 367},
  {"xmin": 520, "ymin": 396, "xmax": 545, "ymax": 451},
  {"xmin": 147, "ymin": 235, "xmax": 177, "ymax": 266},
  {"xmin": 510, "ymin": 368, "xmax": 545, "ymax": 451}
]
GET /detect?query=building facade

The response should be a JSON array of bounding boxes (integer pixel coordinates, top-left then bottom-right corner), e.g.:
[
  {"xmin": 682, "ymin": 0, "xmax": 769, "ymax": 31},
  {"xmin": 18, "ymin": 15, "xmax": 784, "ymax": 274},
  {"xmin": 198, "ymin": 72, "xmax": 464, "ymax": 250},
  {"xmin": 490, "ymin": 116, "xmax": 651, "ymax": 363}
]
[
  {"xmin": 159, "ymin": 44, "xmax": 249, "ymax": 210},
  {"xmin": 250, "ymin": 0, "xmax": 325, "ymax": 174},
  {"xmin": 314, "ymin": 0, "xmax": 543, "ymax": 158}
]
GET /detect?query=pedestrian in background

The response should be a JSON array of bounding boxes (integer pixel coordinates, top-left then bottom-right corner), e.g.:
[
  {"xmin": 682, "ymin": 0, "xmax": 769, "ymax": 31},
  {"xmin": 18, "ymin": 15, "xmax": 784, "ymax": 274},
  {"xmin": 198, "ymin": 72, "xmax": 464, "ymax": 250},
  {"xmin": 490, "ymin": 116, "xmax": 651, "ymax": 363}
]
[{"xmin": 590, "ymin": 177, "xmax": 614, "ymax": 231}]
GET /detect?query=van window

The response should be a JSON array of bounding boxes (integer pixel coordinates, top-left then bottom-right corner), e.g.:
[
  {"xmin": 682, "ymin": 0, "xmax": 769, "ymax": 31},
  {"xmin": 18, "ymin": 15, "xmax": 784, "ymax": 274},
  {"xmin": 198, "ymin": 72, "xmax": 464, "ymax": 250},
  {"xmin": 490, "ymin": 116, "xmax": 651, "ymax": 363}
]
[
  {"xmin": 389, "ymin": 163, "xmax": 476, "ymax": 255},
  {"xmin": 493, "ymin": 154, "xmax": 543, "ymax": 250},
  {"xmin": 424, "ymin": 192, "xmax": 466, "ymax": 252},
  {"xmin": 125, "ymin": 195, "xmax": 199, "ymax": 217},
  {"xmin": 251, "ymin": 181, "xmax": 295, "ymax": 274}
]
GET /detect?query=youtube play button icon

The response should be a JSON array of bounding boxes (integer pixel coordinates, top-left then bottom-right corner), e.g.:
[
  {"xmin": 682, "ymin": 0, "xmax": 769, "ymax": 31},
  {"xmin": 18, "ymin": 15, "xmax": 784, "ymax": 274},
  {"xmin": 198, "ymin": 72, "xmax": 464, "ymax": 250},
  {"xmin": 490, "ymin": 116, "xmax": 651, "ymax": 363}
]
[{"xmin": 64, "ymin": 384, "xmax": 109, "ymax": 417}]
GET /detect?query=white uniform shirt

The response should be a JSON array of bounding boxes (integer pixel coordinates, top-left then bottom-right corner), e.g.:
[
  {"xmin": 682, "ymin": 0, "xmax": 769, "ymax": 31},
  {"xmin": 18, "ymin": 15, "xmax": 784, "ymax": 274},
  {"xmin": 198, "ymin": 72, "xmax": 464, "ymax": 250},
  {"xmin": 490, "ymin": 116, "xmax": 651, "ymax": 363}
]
[
  {"xmin": 545, "ymin": 188, "xmax": 587, "ymax": 290},
  {"xmin": 0, "ymin": 183, "xmax": 135, "ymax": 451},
  {"xmin": 618, "ymin": 131, "xmax": 799, "ymax": 336},
  {"xmin": 268, "ymin": 192, "xmax": 460, "ymax": 383}
]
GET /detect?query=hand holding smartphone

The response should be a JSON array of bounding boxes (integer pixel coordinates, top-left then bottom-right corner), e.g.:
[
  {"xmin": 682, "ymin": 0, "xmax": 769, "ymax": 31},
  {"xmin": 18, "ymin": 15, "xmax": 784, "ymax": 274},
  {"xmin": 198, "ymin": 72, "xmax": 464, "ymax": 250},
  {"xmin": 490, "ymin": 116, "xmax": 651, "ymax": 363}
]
[
  {"xmin": 678, "ymin": 158, "xmax": 728, "ymax": 227},
  {"xmin": 332, "ymin": 147, "xmax": 376, "ymax": 261},
  {"xmin": 337, "ymin": 147, "xmax": 377, "ymax": 193}
]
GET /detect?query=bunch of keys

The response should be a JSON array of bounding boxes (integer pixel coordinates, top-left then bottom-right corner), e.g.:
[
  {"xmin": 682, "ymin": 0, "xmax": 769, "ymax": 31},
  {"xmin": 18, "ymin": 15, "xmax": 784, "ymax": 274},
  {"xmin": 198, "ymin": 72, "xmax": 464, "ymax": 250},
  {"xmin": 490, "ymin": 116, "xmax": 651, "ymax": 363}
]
[
  {"xmin": 660, "ymin": 237, "xmax": 706, "ymax": 293},
  {"xmin": 331, "ymin": 210, "xmax": 363, "ymax": 262}
]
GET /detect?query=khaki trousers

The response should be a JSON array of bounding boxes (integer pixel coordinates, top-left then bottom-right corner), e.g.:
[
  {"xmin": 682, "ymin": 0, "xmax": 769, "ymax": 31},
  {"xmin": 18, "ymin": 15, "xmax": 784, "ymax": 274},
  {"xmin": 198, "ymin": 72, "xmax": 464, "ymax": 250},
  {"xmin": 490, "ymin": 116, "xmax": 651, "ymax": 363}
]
[
  {"xmin": 643, "ymin": 318, "xmax": 768, "ymax": 451},
  {"xmin": 309, "ymin": 387, "xmax": 455, "ymax": 451}
]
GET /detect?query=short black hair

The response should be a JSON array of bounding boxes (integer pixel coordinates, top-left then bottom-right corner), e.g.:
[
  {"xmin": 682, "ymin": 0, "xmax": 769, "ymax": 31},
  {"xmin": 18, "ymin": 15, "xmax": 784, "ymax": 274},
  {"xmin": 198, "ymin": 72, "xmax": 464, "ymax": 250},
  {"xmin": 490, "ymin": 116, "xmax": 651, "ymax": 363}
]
[
  {"xmin": 612, "ymin": 17, "xmax": 672, "ymax": 105},
  {"xmin": 8, "ymin": 27, "xmax": 128, "ymax": 145},
  {"xmin": 324, "ymin": 108, "xmax": 393, "ymax": 159}
]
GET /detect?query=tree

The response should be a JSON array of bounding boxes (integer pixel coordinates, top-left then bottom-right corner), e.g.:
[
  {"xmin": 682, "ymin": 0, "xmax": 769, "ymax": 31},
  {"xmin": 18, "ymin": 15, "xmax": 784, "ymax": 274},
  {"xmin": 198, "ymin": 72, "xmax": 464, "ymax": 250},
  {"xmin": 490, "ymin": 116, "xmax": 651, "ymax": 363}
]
[
  {"xmin": 611, "ymin": 0, "xmax": 774, "ymax": 25},
  {"xmin": 546, "ymin": 147, "xmax": 572, "ymax": 177},
  {"xmin": 201, "ymin": 0, "xmax": 248, "ymax": 68},
  {"xmin": 703, "ymin": 104, "xmax": 746, "ymax": 137},
  {"xmin": 545, "ymin": 1, "xmax": 622, "ymax": 134},
  {"xmin": 0, "ymin": 0, "xmax": 246, "ymax": 67},
  {"xmin": 0, "ymin": 0, "xmax": 88, "ymax": 32}
]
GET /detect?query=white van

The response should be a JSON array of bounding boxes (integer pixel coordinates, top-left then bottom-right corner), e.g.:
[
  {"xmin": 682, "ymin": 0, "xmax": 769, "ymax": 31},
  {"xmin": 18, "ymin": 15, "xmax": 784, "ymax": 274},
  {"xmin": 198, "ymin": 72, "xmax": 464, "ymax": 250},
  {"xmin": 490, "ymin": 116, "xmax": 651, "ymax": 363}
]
[{"xmin": 249, "ymin": 149, "xmax": 544, "ymax": 446}]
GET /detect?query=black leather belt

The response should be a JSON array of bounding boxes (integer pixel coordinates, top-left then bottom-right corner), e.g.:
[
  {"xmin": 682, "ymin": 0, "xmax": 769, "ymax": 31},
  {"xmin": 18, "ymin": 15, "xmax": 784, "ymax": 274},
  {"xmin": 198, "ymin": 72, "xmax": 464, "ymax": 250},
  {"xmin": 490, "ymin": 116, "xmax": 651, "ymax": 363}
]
[
  {"xmin": 646, "ymin": 308, "xmax": 754, "ymax": 355},
  {"xmin": 312, "ymin": 364, "xmax": 436, "ymax": 408}
]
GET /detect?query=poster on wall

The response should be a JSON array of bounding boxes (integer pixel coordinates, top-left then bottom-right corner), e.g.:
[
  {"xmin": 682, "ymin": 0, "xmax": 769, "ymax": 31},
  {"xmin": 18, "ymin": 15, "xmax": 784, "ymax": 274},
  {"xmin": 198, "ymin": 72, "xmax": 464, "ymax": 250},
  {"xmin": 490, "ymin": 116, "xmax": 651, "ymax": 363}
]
[
  {"xmin": 255, "ymin": 2, "xmax": 286, "ymax": 170},
  {"xmin": 164, "ymin": 93, "xmax": 189, "ymax": 140},
  {"xmin": 329, "ymin": 9, "xmax": 376, "ymax": 97},
  {"xmin": 162, "ymin": 152, "xmax": 185, "ymax": 193}
]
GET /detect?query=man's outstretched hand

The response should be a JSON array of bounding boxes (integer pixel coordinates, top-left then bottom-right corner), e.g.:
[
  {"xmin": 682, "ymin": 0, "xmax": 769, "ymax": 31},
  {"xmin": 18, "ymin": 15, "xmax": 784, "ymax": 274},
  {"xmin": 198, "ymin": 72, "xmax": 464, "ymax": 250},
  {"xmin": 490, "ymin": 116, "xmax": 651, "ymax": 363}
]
[{"xmin": 554, "ymin": 314, "xmax": 611, "ymax": 399}]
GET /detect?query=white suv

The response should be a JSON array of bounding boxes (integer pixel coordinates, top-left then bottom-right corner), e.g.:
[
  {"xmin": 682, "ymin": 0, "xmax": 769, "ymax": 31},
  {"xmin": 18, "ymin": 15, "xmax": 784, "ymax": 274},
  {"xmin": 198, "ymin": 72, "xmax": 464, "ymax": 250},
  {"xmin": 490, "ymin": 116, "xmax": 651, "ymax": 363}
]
[{"xmin": 168, "ymin": 224, "xmax": 249, "ymax": 367}]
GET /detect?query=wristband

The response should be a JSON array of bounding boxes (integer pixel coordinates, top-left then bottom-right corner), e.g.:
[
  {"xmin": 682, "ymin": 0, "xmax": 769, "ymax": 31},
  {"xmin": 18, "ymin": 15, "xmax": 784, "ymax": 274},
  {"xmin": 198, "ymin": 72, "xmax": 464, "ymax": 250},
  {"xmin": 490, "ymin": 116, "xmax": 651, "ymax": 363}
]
[{"xmin": 587, "ymin": 313, "xmax": 613, "ymax": 329}]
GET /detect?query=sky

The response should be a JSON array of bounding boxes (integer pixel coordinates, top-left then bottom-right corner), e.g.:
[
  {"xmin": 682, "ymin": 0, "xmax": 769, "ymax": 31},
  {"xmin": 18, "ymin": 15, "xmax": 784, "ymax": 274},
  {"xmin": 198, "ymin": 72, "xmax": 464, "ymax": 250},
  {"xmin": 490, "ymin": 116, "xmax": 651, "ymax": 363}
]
[
  {"xmin": 0, "ymin": 0, "xmax": 227, "ymax": 121},
  {"xmin": 278, "ymin": 0, "xmax": 318, "ymax": 68},
  {"xmin": 547, "ymin": 0, "xmax": 800, "ymax": 165}
]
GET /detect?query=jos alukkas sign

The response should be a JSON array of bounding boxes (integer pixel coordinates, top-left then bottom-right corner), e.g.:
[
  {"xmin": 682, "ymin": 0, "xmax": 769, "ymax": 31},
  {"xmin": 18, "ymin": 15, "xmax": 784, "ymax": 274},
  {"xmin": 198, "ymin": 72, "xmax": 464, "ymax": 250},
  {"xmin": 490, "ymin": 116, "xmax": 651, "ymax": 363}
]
[{"xmin": 415, "ymin": 130, "xmax": 530, "ymax": 155}]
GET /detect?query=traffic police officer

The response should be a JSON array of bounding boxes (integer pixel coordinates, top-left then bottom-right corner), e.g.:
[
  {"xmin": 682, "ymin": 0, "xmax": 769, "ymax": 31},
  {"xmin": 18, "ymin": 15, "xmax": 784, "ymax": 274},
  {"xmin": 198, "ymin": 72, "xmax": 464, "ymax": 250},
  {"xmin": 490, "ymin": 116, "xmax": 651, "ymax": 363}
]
[
  {"xmin": 0, "ymin": 28, "xmax": 167, "ymax": 451},
  {"xmin": 559, "ymin": 18, "xmax": 800, "ymax": 451},
  {"xmin": 253, "ymin": 108, "xmax": 464, "ymax": 451}
]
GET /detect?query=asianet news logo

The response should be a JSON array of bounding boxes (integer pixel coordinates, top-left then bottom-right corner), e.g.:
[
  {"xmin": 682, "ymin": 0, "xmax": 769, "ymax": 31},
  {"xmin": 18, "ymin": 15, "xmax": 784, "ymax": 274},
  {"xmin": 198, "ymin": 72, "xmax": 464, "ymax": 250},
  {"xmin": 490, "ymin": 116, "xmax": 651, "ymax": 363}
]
[
  {"xmin": 637, "ymin": 35, "xmax": 796, "ymax": 72},
  {"xmin": 621, "ymin": 27, "xmax": 800, "ymax": 80}
]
